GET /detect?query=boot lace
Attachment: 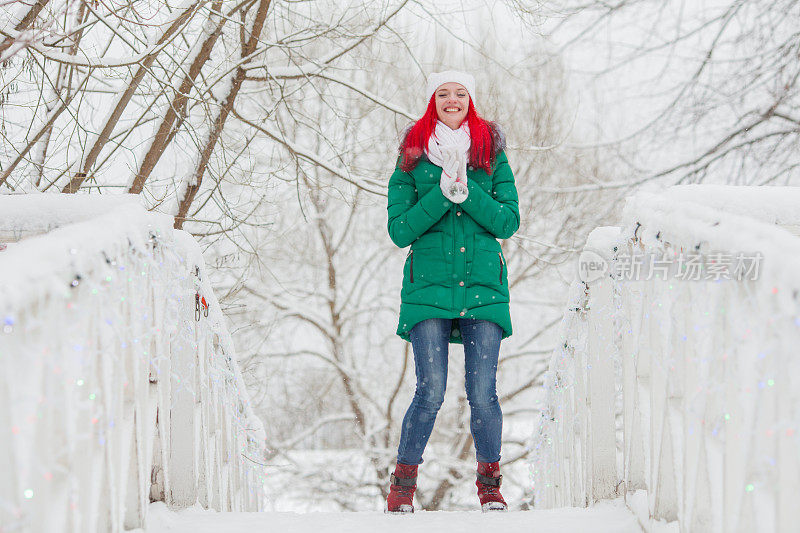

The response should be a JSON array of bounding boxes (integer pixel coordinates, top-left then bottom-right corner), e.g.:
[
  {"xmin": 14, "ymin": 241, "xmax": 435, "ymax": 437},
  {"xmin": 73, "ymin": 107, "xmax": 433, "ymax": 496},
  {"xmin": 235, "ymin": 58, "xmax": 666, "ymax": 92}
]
[
  {"xmin": 397, "ymin": 485, "xmax": 414, "ymax": 498},
  {"xmin": 483, "ymin": 485, "xmax": 499, "ymax": 496},
  {"xmin": 479, "ymin": 481, "xmax": 500, "ymax": 497}
]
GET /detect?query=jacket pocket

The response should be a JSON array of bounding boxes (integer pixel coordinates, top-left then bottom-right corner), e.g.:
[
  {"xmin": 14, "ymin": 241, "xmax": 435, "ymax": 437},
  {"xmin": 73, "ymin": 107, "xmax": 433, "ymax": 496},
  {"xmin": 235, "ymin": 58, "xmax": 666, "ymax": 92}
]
[
  {"xmin": 469, "ymin": 237, "xmax": 503, "ymax": 287},
  {"xmin": 499, "ymin": 252, "xmax": 503, "ymax": 284},
  {"xmin": 410, "ymin": 233, "xmax": 448, "ymax": 285}
]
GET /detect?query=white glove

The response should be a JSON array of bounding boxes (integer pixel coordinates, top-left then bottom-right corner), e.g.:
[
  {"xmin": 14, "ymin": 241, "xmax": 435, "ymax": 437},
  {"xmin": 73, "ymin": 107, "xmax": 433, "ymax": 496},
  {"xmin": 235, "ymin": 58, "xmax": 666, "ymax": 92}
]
[
  {"xmin": 439, "ymin": 146, "xmax": 468, "ymax": 203},
  {"xmin": 456, "ymin": 150, "xmax": 469, "ymax": 188}
]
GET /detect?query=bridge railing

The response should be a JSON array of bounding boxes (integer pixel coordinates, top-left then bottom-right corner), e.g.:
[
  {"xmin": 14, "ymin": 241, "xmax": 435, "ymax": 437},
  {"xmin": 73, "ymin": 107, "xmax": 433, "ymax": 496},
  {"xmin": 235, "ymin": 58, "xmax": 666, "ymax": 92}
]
[
  {"xmin": 532, "ymin": 186, "xmax": 800, "ymax": 533},
  {"xmin": 0, "ymin": 195, "xmax": 267, "ymax": 533},
  {"xmin": 530, "ymin": 225, "xmax": 621, "ymax": 509}
]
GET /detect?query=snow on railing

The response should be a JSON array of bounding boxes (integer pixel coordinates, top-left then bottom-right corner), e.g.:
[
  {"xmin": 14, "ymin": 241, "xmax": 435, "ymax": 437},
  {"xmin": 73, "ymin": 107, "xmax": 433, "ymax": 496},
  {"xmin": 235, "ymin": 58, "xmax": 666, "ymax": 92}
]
[
  {"xmin": 530, "ymin": 226, "xmax": 622, "ymax": 510},
  {"xmin": 0, "ymin": 195, "xmax": 267, "ymax": 533},
  {"xmin": 532, "ymin": 187, "xmax": 800, "ymax": 533}
]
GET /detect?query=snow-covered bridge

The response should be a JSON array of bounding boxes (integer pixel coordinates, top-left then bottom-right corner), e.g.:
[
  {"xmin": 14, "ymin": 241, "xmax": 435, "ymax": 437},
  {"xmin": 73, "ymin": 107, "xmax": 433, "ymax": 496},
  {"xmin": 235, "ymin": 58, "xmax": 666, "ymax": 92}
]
[{"xmin": 1, "ymin": 187, "xmax": 798, "ymax": 533}]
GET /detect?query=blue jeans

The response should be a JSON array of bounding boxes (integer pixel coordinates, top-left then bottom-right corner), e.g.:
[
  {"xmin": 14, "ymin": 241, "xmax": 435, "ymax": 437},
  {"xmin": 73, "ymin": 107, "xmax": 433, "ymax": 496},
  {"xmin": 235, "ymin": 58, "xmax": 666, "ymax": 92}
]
[{"xmin": 396, "ymin": 318, "xmax": 503, "ymax": 465}]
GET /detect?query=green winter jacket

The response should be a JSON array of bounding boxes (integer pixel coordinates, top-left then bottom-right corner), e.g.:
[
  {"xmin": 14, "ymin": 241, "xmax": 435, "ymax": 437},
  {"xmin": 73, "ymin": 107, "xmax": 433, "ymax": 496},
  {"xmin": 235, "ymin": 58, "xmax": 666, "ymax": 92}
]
[{"xmin": 387, "ymin": 137, "xmax": 520, "ymax": 344}]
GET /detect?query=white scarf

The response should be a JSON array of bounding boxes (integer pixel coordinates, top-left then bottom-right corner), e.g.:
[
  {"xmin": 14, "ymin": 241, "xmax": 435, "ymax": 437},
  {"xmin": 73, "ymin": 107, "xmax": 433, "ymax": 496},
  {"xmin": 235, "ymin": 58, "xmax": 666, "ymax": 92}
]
[{"xmin": 425, "ymin": 120, "xmax": 471, "ymax": 168}]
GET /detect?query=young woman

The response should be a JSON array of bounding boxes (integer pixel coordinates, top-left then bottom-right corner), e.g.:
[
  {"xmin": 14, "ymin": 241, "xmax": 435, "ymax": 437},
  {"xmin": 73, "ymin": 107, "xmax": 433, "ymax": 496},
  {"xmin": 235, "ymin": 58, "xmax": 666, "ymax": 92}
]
[{"xmin": 385, "ymin": 70, "xmax": 520, "ymax": 513}]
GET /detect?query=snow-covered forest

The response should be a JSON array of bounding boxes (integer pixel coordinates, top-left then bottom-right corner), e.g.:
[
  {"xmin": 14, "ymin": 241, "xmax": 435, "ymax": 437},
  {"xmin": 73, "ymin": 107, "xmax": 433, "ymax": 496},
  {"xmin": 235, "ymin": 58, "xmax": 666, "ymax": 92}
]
[{"xmin": 1, "ymin": 0, "xmax": 798, "ymax": 528}]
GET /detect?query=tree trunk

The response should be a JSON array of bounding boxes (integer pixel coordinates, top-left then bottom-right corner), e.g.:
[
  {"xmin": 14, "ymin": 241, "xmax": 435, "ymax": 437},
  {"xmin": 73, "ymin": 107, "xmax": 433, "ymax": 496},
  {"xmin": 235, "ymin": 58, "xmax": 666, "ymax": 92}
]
[
  {"xmin": 174, "ymin": 0, "xmax": 271, "ymax": 228},
  {"xmin": 0, "ymin": 0, "xmax": 50, "ymax": 59},
  {"xmin": 129, "ymin": 0, "xmax": 229, "ymax": 195},
  {"xmin": 62, "ymin": 1, "xmax": 201, "ymax": 193}
]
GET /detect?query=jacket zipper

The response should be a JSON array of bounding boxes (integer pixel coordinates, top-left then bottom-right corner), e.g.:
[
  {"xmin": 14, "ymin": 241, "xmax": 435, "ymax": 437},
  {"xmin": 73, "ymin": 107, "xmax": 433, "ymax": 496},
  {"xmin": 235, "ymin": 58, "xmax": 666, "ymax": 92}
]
[
  {"xmin": 499, "ymin": 252, "xmax": 503, "ymax": 284},
  {"xmin": 410, "ymin": 250, "xmax": 414, "ymax": 283}
]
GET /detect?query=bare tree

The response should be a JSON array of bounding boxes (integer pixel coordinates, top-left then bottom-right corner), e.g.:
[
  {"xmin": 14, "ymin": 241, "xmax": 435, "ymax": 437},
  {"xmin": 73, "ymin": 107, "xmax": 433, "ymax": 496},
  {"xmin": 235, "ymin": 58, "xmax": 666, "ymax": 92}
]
[
  {"xmin": 60, "ymin": 0, "xmax": 204, "ymax": 193},
  {"xmin": 1, "ymin": 0, "xmax": 412, "ymax": 226},
  {"xmin": 508, "ymin": 0, "xmax": 800, "ymax": 189},
  {"xmin": 173, "ymin": 0, "xmax": 271, "ymax": 228}
]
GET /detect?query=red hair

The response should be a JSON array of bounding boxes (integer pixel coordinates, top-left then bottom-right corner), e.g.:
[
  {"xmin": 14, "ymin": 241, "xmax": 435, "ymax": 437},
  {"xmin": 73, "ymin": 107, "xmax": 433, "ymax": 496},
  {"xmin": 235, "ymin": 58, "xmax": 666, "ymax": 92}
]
[{"xmin": 400, "ymin": 96, "xmax": 495, "ymax": 174}]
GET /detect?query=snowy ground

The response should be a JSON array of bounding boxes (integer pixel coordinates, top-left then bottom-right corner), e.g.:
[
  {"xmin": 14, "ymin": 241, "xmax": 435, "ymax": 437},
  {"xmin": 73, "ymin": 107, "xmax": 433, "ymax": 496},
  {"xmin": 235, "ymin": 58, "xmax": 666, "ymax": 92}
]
[
  {"xmin": 257, "ymin": 448, "xmax": 540, "ymax": 512},
  {"xmin": 143, "ymin": 499, "xmax": 645, "ymax": 533}
]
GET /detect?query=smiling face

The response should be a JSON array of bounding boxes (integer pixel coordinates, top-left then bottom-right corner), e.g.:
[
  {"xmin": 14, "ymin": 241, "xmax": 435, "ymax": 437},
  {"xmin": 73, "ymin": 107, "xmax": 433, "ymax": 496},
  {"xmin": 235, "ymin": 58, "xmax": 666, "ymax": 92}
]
[{"xmin": 434, "ymin": 82, "xmax": 470, "ymax": 130}]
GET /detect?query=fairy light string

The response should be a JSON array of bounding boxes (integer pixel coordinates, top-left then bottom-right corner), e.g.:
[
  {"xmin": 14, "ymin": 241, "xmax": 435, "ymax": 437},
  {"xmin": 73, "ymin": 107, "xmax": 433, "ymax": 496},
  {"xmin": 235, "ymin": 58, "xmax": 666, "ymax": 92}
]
[
  {"xmin": 531, "ymin": 208, "xmax": 800, "ymax": 518},
  {"xmin": 1, "ymin": 218, "xmax": 268, "ymax": 529}
]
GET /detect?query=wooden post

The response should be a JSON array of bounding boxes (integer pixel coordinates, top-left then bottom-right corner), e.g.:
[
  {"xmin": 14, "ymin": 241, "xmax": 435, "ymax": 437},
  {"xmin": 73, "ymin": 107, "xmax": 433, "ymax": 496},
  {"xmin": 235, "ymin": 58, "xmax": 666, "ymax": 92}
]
[
  {"xmin": 167, "ymin": 310, "xmax": 198, "ymax": 508},
  {"xmin": 587, "ymin": 270, "xmax": 619, "ymax": 502}
]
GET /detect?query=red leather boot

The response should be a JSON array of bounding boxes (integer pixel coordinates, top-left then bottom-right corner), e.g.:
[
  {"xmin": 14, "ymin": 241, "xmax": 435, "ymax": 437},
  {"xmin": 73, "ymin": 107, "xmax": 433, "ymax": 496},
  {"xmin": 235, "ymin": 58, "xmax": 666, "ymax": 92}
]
[
  {"xmin": 385, "ymin": 462, "xmax": 418, "ymax": 513},
  {"xmin": 476, "ymin": 461, "xmax": 508, "ymax": 512}
]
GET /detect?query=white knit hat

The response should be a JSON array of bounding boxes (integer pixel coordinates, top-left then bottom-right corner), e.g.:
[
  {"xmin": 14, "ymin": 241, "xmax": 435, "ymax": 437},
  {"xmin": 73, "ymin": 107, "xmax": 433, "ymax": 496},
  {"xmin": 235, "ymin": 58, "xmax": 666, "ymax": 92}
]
[{"xmin": 426, "ymin": 70, "xmax": 476, "ymax": 103}]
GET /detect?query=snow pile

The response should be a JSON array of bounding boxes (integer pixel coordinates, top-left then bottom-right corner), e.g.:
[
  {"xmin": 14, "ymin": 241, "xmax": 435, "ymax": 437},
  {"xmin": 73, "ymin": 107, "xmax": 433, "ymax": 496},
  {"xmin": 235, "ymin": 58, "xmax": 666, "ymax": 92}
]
[
  {"xmin": 0, "ymin": 195, "xmax": 267, "ymax": 532},
  {"xmin": 0, "ymin": 193, "xmax": 143, "ymax": 242},
  {"xmin": 662, "ymin": 185, "xmax": 800, "ymax": 226},
  {"xmin": 0, "ymin": 196, "xmax": 172, "ymax": 308},
  {"xmin": 623, "ymin": 191, "xmax": 800, "ymax": 311}
]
